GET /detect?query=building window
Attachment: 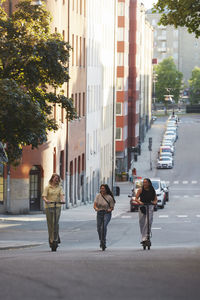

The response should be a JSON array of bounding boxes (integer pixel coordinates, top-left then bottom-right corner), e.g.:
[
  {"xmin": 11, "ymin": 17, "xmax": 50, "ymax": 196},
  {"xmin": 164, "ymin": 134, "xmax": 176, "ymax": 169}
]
[
  {"xmin": 77, "ymin": 0, "xmax": 78, "ymax": 13},
  {"xmin": 83, "ymin": 38, "xmax": 86, "ymax": 67},
  {"xmin": 60, "ymin": 151, "xmax": 64, "ymax": 179},
  {"xmin": 82, "ymin": 92, "xmax": 85, "ymax": 116},
  {"xmin": 53, "ymin": 147, "xmax": 56, "ymax": 173},
  {"xmin": 72, "ymin": 34, "xmax": 74, "ymax": 66},
  {"xmin": 80, "ymin": 0, "xmax": 82, "ymax": 14},
  {"xmin": 116, "ymin": 103, "xmax": 122, "ymax": 115},
  {"xmin": 0, "ymin": 164, "xmax": 4, "ymax": 204},
  {"xmin": 76, "ymin": 36, "xmax": 78, "ymax": 66},
  {"xmin": 62, "ymin": 30, "xmax": 65, "ymax": 41},
  {"xmin": 61, "ymin": 107, "xmax": 64, "ymax": 123},
  {"xmin": 80, "ymin": 37, "xmax": 82, "ymax": 66},
  {"xmin": 116, "ymin": 128, "xmax": 122, "ymax": 140},
  {"xmin": 116, "ymin": 78, "xmax": 124, "ymax": 91},
  {"xmin": 75, "ymin": 93, "xmax": 78, "ymax": 114},
  {"xmin": 117, "ymin": 52, "xmax": 124, "ymax": 66},
  {"xmin": 63, "ymin": 0, "xmax": 65, "ymax": 5},
  {"xmin": 118, "ymin": 2, "xmax": 125, "ymax": 16},
  {"xmin": 79, "ymin": 93, "xmax": 81, "ymax": 117},
  {"xmin": 117, "ymin": 28, "xmax": 124, "ymax": 41}
]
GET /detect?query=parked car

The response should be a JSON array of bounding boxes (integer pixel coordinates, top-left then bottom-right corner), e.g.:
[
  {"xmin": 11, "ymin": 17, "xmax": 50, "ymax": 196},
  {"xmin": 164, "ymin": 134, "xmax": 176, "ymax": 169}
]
[
  {"xmin": 166, "ymin": 127, "xmax": 178, "ymax": 139},
  {"xmin": 157, "ymin": 156, "xmax": 173, "ymax": 169},
  {"xmin": 129, "ymin": 179, "xmax": 143, "ymax": 212},
  {"xmin": 160, "ymin": 145, "xmax": 174, "ymax": 155},
  {"xmin": 159, "ymin": 153, "xmax": 174, "ymax": 165},
  {"xmin": 161, "ymin": 181, "xmax": 169, "ymax": 202},
  {"xmin": 151, "ymin": 178, "xmax": 165, "ymax": 209},
  {"xmin": 161, "ymin": 142, "xmax": 175, "ymax": 153},
  {"xmin": 163, "ymin": 132, "xmax": 176, "ymax": 143}
]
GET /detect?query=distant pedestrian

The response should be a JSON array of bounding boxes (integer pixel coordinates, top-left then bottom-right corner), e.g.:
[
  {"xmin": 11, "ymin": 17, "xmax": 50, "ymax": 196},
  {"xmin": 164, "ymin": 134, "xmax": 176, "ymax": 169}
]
[
  {"xmin": 42, "ymin": 173, "xmax": 65, "ymax": 248},
  {"xmin": 94, "ymin": 184, "xmax": 115, "ymax": 249},
  {"xmin": 134, "ymin": 178, "xmax": 157, "ymax": 244}
]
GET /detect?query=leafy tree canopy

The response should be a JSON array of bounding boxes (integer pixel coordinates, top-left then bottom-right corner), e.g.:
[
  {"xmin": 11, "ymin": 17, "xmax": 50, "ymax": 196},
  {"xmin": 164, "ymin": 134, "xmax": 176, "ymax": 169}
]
[
  {"xmin": 154, "ymin": 57, "xmax": 183, "ymax": 104},
  {"xmin": 0, "ymin": 0, "xmax": 75, "ymax": 164},
  {"xmin": 154, "ymin": 0, "xmax": 200, "ymax": 38},
  {"xmin": 188, "ymin": 67, "xmax": 200, "ymax": 104}
]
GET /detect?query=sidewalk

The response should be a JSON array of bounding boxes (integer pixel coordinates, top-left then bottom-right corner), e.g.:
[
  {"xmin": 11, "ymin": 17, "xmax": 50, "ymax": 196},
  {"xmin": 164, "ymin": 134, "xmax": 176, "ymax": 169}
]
[{"xmin": 0, "ymin": 118, "xmax": 166, "ymax": 250}]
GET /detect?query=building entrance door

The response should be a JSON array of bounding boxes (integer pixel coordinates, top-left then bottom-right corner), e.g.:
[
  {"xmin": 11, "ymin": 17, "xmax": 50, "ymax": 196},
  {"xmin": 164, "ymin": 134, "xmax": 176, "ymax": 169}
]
[{"xmin": 29, "ymin": 166, "xmax": 41, "ymax": 211}]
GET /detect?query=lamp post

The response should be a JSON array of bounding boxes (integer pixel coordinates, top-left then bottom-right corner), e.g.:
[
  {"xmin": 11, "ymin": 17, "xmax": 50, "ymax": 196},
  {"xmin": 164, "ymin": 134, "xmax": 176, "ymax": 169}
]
[{"xmin": 152, "ymin": 71, "xmax": 158, "ymax": 111}]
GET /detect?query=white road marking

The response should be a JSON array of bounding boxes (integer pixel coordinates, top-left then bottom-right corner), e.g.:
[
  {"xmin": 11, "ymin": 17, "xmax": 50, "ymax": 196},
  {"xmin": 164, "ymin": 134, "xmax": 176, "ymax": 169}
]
[
  {"xmin": 165, "ymin": 181, "xmax": 170, "ymax": 185},
  {"xmin": 192, "ymin": 181, "xmax": 198, "ymax": 184},
  {"xmin": 177, "ymin": 215, "xmax": 188, "ymax": 218},
  {"xmin": 152, "ymin": 227, "xmax": 162, "ymax": 230},
  {"xmin": 174, "ymin": 181, "xmax": 179, "ymax": 184},
  {"xmin": 159, "ymin": 215, "xmax": 169, "ymax": 218},
  {"xmin": 194, "ymin": 195, "xmax": 200, "ymax": 198},
  {"xmin": 196, "ymin": 215, "xmax": 200, "ymax": 218},
  {"xmin": 121, "ymin": 216, "xmax": 131, "ymax": 219},
  {"xmin": 183, "ymin": 181, "xmax": 188, "ymax": 184},
  {"xmin": 174, "ymin": 195, "xmax": 180, "ymax": 198},
  {"xmin": 183, "ymin": 195, "xmax": 189, "ymax": 198}
]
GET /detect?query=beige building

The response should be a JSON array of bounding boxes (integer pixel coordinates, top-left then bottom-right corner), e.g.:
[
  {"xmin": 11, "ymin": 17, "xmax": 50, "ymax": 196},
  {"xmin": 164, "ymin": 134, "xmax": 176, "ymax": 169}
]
[{"xmin": 146, "ymin": 10, "xmax": 200, "ymax": 83}]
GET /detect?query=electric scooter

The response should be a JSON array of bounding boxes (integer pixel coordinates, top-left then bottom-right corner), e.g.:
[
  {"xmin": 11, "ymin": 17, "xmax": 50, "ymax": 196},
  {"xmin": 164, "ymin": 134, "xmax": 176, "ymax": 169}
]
[
  {"xmin": 141, "ymin": 204, "xmax": 151, "ymax": 250},
  {"xmin": 49, "ymin": 201, "xmax": 65, "ymax": 252}
]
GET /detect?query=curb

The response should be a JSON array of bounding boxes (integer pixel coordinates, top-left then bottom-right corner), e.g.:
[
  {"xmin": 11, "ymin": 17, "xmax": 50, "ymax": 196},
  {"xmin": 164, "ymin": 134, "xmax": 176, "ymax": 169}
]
[{"xmin": 0, "ymin": 242, "xmax": 44, "ymax": 250}]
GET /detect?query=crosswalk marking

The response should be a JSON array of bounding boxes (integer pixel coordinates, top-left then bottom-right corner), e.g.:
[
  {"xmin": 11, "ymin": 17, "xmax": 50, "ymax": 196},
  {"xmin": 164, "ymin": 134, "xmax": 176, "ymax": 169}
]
[
  {"xmin": 159, "ymin": 215, "xmax": 168, "ymax": 218},
  {"xmin": 194, "ymin": 195, "xmax": 200, "ymax": 198},
  {"xmin": 174, "ymin": 181, "xmax": 179, "ymax": 184},
  {"xmin": 192, "ymin": 181, "xmax": 198, "ymax": 184},
  {"xmin": 183, "ymin": 181, "xmax": 188, "ymax": 184},
  {"xmin": 183, "ymin": 195, "xmax": 189, "ymax": 198},
  {"xmin": 177, "ymin": 215, "xmax": 188, "ymax": 218},
  {"xmin": 121, "ymin": 216, "xmax": 131, "ymax": 219},
  {"xmin": 174, "ymin": 195, "xmax": 180, "ymax": 198}
]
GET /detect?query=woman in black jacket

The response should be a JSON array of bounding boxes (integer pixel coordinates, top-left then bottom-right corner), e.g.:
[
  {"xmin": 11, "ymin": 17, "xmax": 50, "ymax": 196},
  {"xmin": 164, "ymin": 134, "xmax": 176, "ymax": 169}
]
[{"xmin": 134, "ymin": 178, "xmax": 157, "ymax": 244}]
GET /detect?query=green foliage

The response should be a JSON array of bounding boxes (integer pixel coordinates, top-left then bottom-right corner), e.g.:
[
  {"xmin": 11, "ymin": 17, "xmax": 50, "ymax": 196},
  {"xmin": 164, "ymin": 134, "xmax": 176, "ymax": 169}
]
[
  {"xmin": 154, "ymin": 0, "xmax": 200, "ymax": 38},
  {"xmin": 154, "ymin": 57, "xmax": 183, "ymax": 104},
  {"xmin": 0, "ymin": 0, "xmax": 76, "ymax": 164},
  {"xmin": 188, "ymin": 67, "xmax": 200, "ymax": 104}
]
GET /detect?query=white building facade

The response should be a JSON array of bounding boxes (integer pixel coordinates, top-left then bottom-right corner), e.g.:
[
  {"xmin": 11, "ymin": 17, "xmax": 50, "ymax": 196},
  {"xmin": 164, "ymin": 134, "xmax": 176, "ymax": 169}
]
[{"xmin": 86, "ymin": 0, "xmax": 116, "ymax": 202}]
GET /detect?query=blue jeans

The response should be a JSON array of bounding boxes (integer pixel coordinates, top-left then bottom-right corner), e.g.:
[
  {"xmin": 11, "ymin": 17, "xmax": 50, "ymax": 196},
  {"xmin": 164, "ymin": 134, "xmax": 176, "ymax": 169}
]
[{"xmin": 97, "ymin": 211, "xmax": 112, "ymax": 243}]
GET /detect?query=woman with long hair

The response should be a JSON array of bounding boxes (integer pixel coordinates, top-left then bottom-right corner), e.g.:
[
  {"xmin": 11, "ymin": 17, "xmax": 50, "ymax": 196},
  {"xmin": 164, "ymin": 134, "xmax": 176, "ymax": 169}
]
[
  {"xmin": 94, "ymin": 184, "xmax": 115, "ymax": 249},
  {"xmin": 42, "ymin": 173, "xmax": 65, "ymax": 249},
  {"xmin": 134, "ymin": 178, "xmax": 157, "ymax": 244}
]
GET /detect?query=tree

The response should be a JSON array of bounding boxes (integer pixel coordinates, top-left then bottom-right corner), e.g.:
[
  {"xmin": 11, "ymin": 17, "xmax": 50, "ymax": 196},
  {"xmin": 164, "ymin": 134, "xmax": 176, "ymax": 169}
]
[
  {"xmin": 188, "ymin": 67, "xmax": 200, "ymax": 104},
  {"xmin": 154, "ymin": 57, "xmax": 183, "ymax": 105},
  {"xmin": 154, "ymin": 0, "xmax": 200, "ymax": 38},
  {"xmin": 0, "ymin": 0, "xmax": 76, "ymax": 164}
]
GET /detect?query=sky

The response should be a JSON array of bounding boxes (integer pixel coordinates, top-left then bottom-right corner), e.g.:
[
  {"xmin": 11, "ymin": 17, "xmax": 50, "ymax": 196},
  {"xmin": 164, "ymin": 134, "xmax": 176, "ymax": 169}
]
[{"xmin": 141, "ymin": 0, "xmax": 157, "ymax": 9}]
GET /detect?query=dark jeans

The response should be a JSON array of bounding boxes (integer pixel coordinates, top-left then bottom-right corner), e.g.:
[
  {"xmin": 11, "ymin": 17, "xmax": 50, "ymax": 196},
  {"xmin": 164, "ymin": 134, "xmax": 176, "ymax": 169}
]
[
  {"xmin": 97, "ymin": 211, "xmax": 112, "ymax": 243},
  {"xmin": 45, "ymin": 207, "xmax": 61, "ymax": 244}
]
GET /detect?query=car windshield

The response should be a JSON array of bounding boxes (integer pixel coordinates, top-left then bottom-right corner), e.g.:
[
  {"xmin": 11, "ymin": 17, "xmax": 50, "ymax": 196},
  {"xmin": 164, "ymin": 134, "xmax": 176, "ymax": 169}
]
[
  {"xmin": 151, "ymin": 181, "xmax": 159, "ymax": 190},
  {"xmin": 159, "ymin": 157, "xmax": 171, "ymax": 161},
  {"xmin": 161, "ymin": 149, "xmax": 171, "ymax": 152}
]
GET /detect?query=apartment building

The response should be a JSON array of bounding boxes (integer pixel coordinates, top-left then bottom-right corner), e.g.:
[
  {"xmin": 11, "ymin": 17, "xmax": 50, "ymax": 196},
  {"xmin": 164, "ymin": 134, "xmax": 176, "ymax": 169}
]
[
  {"xmin": 115, "ymin": 0, "xmax": 130, "ymax": 174},
  {"xmin": 128, "ymin": 0, "xmax": 153, "ymax": 169},
  {"xmin": 146, "ymin": 10, "xmax": 200, "ymax": 83},
  {"xmin": 66, "ymin": 0, "xmax": 86, "ymax": 207},
  {"xmin": 0, "ymin": 0, "xmax": 86, "ymax": 213},
  {"xmin": 86, "ymin": 0, "xmax": 116, "ymax": 202}
]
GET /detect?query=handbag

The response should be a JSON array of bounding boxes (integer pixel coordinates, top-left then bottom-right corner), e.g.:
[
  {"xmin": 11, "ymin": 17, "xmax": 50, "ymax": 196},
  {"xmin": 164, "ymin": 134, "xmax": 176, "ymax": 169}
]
[{"xmin": 140, "ymin": 206, "xmax": 146, "ymax": 215}]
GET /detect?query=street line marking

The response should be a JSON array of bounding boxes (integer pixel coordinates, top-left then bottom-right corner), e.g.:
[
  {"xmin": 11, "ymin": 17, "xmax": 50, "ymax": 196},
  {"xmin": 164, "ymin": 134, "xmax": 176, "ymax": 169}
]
[
  {"xmin": 183, "ymin": 195, "xmax": 189, "ymax": 198},
  {"xmin": 121, "ymin": 216, "xmax": 131, "ymax": 219},
  {"xmin": 174, "ymin": 195, "xmax": 180, "ymax": 198},
  {"xmin": 177, "ymin": 215, "xmax": 188, "ymax": 218},
  {"xmin": 159, "ymin": 215, "xmax": 169, "ymax": 218},
  {"xmin": 196, "ymin": 215, "xmax": 200, "ymax": 218},
  {"xmin": 152, "ymin": 227, "xmax": 162, "ymax": 230},
  {"xmin": 192, "ymin": 181, "xmax": 198, "ymax": 184},
  {"xmin": 165, "ymin": 181, "xmax": 170, "ymax": 185},
  {"xmin": 174, "ymin": 181, "xmax": 179, "ymax": 184},
  {"xmin": 183, "ymin": 181, "xmax": 188, "ymax": 184},
  {"xmin": 194, "ymin": 195, "xmax": 200, "ymax": 198}
]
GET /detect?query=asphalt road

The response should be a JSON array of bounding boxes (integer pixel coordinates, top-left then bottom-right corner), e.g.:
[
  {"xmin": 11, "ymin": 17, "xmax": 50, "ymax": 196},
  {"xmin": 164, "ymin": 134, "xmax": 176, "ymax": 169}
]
[{"xmin": 1, "ymin": 114, "xmax": 200, "ymax": 300}]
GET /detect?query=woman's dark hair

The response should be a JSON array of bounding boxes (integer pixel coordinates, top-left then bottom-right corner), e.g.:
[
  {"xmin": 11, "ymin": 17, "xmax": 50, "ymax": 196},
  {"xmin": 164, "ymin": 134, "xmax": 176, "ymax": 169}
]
[
  {"xmin": 143, "ymin": 178, "xmax": 155, "ymax": 193},
  {"xmin": 49, "ymin": 173, "xmax": 61, "ymax": 185},
  {"xmin": 100, "ymin": 184, "xmax": 116, "ymax": 203}
]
